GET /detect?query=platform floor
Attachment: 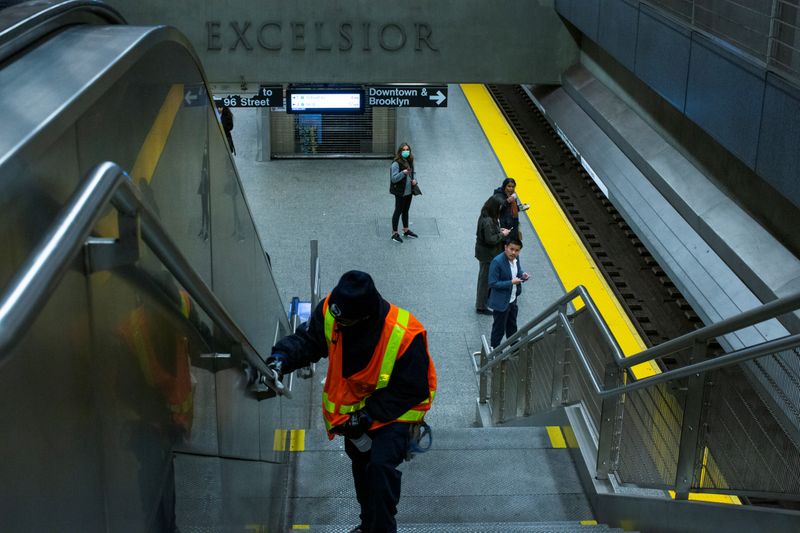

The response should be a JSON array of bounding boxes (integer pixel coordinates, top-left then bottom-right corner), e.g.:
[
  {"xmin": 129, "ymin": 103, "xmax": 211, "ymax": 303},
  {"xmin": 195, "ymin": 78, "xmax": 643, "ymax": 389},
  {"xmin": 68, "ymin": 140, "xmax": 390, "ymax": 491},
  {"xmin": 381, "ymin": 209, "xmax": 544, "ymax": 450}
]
[{"xmin": 233, "ymin": 84, "xmax": 565, "ymax": 431}]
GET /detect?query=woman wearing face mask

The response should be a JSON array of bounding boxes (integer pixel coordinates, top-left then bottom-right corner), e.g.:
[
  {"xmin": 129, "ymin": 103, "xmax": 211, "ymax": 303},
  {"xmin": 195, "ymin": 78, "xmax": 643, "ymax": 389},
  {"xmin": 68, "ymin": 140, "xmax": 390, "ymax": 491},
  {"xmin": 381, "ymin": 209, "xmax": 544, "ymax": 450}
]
[{"xmin": 389, "ymin": 143, "xmax": 418, "ymax": 243}]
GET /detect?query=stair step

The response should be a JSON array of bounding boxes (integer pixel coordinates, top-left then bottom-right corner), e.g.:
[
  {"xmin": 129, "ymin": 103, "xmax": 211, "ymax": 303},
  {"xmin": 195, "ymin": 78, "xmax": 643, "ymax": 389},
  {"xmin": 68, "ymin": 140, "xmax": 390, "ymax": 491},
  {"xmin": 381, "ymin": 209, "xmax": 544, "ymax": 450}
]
[
  {"xmin": 300, "ymin": 521, "xmax": 626, "ymax": 532},
  {"xmin": 289, "ymin": 425, "xmax": 592, "ymax": 526}
]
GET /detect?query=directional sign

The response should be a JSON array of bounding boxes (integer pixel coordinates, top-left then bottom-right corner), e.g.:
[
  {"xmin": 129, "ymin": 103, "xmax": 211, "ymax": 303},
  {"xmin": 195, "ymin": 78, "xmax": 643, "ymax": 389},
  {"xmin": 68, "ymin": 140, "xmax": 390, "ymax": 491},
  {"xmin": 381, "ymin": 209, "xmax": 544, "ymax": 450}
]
[
  {"xmin": 367, "ymin": 85, "xmax": 448, "ymax": 108},
  {"xmin": 257, "ymin": 85, "xmax": 283, "ymax": 104},
  {"xmin": 215, "ymin": 86, "xmax": 283, "ymax": 108},
  {"xmin": 183, "ymin": 84, "xmax": 207, "ymax": 107}
]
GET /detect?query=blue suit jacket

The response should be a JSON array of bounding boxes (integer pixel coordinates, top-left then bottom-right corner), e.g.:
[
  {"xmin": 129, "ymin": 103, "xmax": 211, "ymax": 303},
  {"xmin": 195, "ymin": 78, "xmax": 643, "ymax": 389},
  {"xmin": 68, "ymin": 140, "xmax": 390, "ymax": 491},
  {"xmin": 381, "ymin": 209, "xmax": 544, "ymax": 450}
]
[{"xmin": 487, "ymin": 252, "xmax": 524, "ymax": 312}]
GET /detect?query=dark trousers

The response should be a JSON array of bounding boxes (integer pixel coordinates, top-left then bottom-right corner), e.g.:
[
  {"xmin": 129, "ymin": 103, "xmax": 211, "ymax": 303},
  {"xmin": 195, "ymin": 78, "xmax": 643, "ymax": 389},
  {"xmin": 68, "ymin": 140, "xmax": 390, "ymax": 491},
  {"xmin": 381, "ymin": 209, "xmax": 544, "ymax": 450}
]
[
  {"xmin": 344, "ymin": 423, "xmax": 410, "ymax": 533},
  {"xmin": 490, "ymin": 300, "xmax": 518, "ymax": 348},
  {"xmin": 476, "ymin": 261, "xmax": 491, "ymax": 310},
  {"xmin": 391, "ymin": 194, "xmax": 413, "ymax": 232}
]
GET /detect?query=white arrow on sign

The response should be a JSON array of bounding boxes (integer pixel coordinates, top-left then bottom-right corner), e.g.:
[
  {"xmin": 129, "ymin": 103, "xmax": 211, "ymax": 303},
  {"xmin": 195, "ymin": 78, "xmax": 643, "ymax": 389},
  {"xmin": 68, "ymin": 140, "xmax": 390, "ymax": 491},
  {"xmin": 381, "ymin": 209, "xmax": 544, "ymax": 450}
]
[
  {"xmin": 429, "ymin": 90, "xmax": 446, "ymax": 106},
  {"xmin": 184, "ymin": 90, "xmax": 198, "ymax": 106}
]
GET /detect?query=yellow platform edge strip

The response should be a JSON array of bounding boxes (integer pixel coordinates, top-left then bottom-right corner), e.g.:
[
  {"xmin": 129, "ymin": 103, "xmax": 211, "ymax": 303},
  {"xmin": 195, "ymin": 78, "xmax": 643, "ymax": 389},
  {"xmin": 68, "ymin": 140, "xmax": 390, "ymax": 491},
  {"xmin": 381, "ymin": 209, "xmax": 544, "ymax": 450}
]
[
  {"xmin": 546, "ymin": 426, "xmax": 567, "ymax": 448},
  {"xmin": 460, "ymin": 83, "xmax": 658, "ymax": 380},
  {"xmin": 580, "ymin": 519, "xmax": 599, "ymax": 525}
]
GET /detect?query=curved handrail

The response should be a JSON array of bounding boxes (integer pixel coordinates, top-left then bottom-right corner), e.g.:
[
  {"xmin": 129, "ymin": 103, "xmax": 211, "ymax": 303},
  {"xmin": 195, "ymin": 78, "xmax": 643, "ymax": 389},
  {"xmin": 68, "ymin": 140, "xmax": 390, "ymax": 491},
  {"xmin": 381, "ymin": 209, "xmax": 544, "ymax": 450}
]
[
  {"xmin": 0, "ymin": 0, "xmax": 125, "ymax": 64},
  {"xmin": 0, "ymin": 161, "xmax": 289, "ymax": 398}
]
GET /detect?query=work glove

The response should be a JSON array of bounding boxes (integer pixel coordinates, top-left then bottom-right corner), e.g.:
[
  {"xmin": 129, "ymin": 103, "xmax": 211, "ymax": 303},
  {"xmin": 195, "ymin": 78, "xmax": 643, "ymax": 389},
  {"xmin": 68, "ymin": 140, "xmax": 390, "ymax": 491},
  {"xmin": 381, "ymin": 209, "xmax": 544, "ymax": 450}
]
[
  {"xmin": 334, "ymin": 409, "xmax": 373, "ymax": 439},
  {"xmin": 265, "ymin": 353, "xmax": 288, "ymax": 381}
]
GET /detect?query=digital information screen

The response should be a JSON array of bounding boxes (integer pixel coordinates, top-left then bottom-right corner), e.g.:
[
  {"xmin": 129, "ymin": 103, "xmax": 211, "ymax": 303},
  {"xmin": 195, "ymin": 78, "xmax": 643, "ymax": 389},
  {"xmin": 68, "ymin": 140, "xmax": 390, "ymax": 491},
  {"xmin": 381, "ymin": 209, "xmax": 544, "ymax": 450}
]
[{"xmin": 286, "ymin": 89, "xmax": 364, "ymax": 113}]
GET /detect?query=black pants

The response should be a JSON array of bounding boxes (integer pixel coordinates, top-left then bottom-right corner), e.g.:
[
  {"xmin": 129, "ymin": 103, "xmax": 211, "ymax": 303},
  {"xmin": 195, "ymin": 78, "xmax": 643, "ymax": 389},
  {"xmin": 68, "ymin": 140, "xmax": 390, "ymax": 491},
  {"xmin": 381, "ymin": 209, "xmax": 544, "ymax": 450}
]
[
  {"xmin": 344, "ymin": 423, "xmax": 410, "ymax": 533},
  {"xmin": 490, "ymin": 300, "xmax": 518, "ymax": 348},
  {"xmin": 476, "ymin": 261, "xmax": 491, "ymax": 310},
  {"xmin": 391, "ymin": 194, "xmax": 413, "ymax": 232}
]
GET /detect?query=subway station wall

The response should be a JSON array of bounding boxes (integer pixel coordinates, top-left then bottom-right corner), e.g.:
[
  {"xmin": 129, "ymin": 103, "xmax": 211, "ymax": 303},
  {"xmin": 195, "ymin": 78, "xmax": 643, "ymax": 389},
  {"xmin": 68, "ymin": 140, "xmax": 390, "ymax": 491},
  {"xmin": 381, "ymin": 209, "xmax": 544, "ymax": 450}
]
[
  {"xmin": 106, "ymin": 0, "xmax": 577, "ymax": 85},
  {"xmin": 555, "ymin": 0, "xmax": 800, "ymax": 210}
]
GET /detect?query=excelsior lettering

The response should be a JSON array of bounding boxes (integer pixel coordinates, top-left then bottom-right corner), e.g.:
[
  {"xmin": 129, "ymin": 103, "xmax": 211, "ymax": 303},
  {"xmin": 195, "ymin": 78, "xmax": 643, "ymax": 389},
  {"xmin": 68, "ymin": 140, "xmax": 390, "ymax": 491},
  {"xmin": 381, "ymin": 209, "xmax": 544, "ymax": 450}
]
[{"xmin": 206, "ymin": 20, "xmax": 438, "ymax": 53}]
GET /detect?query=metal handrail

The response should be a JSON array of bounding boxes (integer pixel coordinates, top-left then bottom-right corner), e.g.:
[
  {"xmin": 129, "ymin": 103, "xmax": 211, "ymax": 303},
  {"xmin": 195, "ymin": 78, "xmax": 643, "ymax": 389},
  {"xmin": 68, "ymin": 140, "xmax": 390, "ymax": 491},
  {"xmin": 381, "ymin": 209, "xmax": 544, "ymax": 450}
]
[
  {"xmin": 619, "ymin": 291, "xmax": 800, "ymax": 368},
  {"xmin": 0, "ymin": 161, "xmax": 289, "ymax": 398},
  {"xmin": 478, "ymin": 284, "xmax": 800, "ymax": 398},
  {"xmin": 310, "ymin": 239, "xmax": 321, "ymax": 310},
  {"xmin": 477, "ymin": 285, "xmax": 624, "ymax": 374}
]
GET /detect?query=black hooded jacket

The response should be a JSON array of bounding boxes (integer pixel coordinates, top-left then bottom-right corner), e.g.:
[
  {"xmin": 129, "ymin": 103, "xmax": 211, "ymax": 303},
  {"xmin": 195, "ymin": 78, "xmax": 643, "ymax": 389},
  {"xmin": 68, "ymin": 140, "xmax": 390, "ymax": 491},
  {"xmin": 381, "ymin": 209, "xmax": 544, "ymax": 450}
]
[{"xmin": 272, "ymin": 298, "xmax": 431, "ymax": 422}]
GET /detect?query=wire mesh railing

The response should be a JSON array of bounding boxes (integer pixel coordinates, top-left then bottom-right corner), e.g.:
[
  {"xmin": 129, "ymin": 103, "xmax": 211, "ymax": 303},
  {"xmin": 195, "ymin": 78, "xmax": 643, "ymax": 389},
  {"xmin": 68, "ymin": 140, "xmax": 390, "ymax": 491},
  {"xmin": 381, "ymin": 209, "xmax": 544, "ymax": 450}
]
[
  {"xmin": 475, "ymin": 286, "xmax": 800, "ymax": 500},
  {"xmin": 645, "ymin": 0, "xmax": 800, "ymax": 81}
]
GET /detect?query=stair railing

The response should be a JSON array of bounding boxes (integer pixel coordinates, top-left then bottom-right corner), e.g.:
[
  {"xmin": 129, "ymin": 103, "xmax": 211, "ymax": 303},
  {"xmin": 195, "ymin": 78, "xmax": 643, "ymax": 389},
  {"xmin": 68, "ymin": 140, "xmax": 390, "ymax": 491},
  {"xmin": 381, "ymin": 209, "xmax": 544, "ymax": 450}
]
[
  {"xmin": 0, "ymin": 161, "xmax": 289, "ymax": 397},
  {"xmin": 475, "ymin": 285, "xmax": 800, "ymax": 499}
]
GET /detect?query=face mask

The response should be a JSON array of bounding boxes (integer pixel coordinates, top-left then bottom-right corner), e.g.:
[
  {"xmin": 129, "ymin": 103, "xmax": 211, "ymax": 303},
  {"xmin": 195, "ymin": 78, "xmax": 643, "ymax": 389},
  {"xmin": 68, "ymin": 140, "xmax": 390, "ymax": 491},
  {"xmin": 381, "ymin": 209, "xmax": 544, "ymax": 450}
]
[{"xmin": 401, "ymin": 150, "xmax": 410, "ymax": 158}]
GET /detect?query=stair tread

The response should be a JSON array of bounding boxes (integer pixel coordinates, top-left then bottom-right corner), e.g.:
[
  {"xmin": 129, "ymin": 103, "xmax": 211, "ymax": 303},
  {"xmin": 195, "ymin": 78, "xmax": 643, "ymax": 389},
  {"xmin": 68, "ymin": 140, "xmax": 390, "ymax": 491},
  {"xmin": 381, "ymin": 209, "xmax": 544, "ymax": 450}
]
[{"xmin": 297, "ymin": 522, "xmax": 627, "ymax": 532}]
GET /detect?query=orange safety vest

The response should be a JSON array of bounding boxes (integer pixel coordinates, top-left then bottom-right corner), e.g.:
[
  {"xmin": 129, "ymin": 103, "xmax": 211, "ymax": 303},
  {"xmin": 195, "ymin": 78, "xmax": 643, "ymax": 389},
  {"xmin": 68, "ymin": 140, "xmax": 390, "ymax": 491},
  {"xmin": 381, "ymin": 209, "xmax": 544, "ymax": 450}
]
[
  {"xmin": 118, "ymin": 302, "xmax": 194, "ymax": 432},
  {"xmin": 321, "ymin": 294, "xmax": 436, "ymax": 437}
]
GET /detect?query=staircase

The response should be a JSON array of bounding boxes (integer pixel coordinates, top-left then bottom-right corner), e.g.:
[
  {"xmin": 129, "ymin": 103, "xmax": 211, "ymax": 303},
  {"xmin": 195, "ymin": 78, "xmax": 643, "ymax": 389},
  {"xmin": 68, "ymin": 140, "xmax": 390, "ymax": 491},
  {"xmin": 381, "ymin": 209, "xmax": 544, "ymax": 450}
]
[{"xmin": 286, "ymin": 426, "xmax": 624, "ymax": 532}]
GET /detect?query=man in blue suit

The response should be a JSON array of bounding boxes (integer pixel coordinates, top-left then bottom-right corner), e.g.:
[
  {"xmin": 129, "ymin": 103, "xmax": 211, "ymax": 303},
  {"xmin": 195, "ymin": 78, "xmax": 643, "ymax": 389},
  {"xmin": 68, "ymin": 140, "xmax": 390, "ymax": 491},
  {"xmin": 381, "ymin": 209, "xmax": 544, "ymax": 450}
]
[{"xmin": 487, "ymin": 238, "xmax": 530, "ymax": 349}]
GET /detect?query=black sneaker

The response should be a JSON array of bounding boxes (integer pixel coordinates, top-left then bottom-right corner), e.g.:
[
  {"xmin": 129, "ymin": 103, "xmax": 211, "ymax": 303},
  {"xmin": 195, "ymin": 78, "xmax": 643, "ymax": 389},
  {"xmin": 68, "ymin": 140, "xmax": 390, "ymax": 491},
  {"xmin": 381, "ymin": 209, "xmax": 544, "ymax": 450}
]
[
  {"xmin": 403, "ymin": 230, "xmax": 419, "ymax": 239},
  {"xmin": 391, "ymin": 234, "xmax": 403, "ymax": 243}
]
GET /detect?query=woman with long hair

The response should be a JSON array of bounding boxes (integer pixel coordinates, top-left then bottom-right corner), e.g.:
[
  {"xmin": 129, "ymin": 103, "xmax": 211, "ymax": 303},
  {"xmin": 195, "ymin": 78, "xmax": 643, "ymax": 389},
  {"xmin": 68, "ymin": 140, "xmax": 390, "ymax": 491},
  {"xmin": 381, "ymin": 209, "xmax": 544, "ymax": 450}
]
[
  {"xmin": 388, "ymin": 142, "xmax": 418, "ymax": 243},
  {"xmin": 475, "ymin": 196, "xmax": 510, "ymax": 314}
]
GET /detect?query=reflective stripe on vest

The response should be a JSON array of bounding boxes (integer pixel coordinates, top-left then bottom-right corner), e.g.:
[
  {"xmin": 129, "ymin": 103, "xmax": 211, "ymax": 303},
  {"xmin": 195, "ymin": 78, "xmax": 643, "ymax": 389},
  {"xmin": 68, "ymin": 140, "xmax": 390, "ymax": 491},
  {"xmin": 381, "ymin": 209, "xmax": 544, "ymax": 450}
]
[
  {"xmin": 322, "ymin": 389, "xmax": 435, "ymax": 432},
  {"xmin": 322, "ymin": 304, "xmax": 409, "ymax": 390}
]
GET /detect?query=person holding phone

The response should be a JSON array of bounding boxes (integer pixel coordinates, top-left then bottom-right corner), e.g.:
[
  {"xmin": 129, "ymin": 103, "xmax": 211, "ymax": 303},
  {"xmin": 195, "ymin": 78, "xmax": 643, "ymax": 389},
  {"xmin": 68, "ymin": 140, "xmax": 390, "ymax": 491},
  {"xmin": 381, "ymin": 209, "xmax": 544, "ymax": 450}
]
[
  {"xmin": 389, "ymin": 143, "xmax": 418, "ymax": 243},
  {"xmin": 475, "ymin": 196, "xmax": 510, "ymax": 315},
  {"xmin": 493, "ymin": 177, "xmax": 528, "ymax": 242},
  {"xmin": 487, "ymin": 238, "xmax": 530, "ymax": 349}
]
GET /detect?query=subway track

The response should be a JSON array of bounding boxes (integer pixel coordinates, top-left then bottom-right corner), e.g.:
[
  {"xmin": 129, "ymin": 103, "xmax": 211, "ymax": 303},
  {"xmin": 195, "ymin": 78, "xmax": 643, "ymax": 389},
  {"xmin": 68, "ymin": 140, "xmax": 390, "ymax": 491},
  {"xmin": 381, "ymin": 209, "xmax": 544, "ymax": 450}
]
[
  {"xmin": 486, "ymin": 84, "xmax": 713, "ymax": 364},
  {"xmin": 487, "ymin": 85, "xmax": 800, "ymax": 509}
]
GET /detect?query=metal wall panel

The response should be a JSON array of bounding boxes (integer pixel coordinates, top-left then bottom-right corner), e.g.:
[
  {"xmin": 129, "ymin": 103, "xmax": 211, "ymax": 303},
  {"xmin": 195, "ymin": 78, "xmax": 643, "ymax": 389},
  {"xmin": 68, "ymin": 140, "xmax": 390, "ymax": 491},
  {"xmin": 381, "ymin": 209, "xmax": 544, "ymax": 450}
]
[
  {"xmin": 0, "ymin": 127, "xmax": 106, "ymax": 530},
  {"xmin": 0, "ymin": 24, "xmax": 293, "ymax": 529},
  {"xmin": 569, "ymin": 0, "xmax": 601, "ymax": 43},
  {"xmin": 685, "ymin": 34, "xmax": 765, "ymax": 168},
  {"xmin": 208, "ymin": 108, "xmax": 286, "ymax": 460},
  {"xmin": 555, "ymin": 0, "xmax": 573, "ymax": 21},
  {"xmin": 634, "ymin": 5, "xmax": 692, "ymax": 111},
  {"xmin": 756, "ymin": 72, "xmax": 800, "ymax": 209},
  {"xmin": 597, "ymin": 0, "xmax": 639, "ymax": 72}
]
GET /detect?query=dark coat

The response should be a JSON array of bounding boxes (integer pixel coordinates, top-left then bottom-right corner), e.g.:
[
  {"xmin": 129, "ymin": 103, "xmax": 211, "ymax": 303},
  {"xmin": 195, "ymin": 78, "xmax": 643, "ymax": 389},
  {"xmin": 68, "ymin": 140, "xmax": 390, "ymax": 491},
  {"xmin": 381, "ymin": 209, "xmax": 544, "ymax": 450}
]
[
  {"xmin": 493, "ymin": 187, "xmax": 518, "ymax": 235},
  {"xmin": 272, "ymin": 298, "xmax": 430, "ymax": 422},
  {"xmin": 475, "ymin": 214, "xmax": 505, "ymax": 262}
]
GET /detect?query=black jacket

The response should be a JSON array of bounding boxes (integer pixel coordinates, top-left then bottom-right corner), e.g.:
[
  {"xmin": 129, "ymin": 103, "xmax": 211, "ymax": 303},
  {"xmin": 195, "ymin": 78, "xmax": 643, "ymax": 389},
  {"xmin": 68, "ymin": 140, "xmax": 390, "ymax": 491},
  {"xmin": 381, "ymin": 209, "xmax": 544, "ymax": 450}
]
[
  {"xmin": 493, "ymin": 187, "xmax": 517, "ymax": 231},
  {"xmin": 475, "ymin": 213, "xmax": 505, "ymax": 262},
  {"xmin": 272, "ymin": 299, "xmax": 431, "ymax": 422}
]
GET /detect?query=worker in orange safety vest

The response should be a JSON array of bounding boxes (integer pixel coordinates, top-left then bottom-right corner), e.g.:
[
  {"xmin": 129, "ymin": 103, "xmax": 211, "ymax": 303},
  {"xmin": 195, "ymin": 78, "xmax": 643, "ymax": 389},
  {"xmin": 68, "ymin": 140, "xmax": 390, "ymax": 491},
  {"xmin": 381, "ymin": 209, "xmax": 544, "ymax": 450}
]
[{"xmin": 268, "ymin": 271, "xmax": 436, "ymax": 533}]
